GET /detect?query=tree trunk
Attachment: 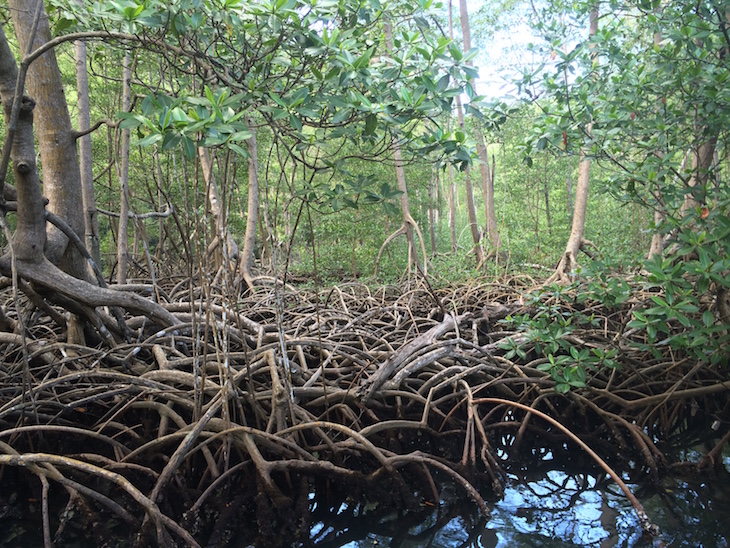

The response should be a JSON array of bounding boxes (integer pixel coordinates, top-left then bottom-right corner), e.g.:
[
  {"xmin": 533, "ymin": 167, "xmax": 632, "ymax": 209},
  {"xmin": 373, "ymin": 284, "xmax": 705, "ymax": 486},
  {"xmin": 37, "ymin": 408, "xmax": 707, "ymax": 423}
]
[
  {"xmin": 374, "ymin": 21, "xmax": 424, "ymax": 276},
  {"xmin": 549, "ymin": 151, "xmax": 591, "ymax": 283},
  {"xmin": 74, "ymin": 14, "xmax": 101, "ymax": 269},
  {"xmin": 451, "ymin": 1, "xmax": 483, "ymax": 265},
  {"xmin": 0, "ymin": 24, "xmax": 46, "ymax": 262},
  {"xmin": 238, "ymin": 120, "xmax": 259, "ymax": 290},
  {"xmin": 117, "ymin": 53, "xmax": 131, "ymax": 284},
  {"xmin": 153, "ymin": 148, "xmax": 167, "ymax": 261},
  {"xmin": 646, "ymin": 26, "xmax": 669, "ymax": 260},
  {"xmin": 547, "ymin": 5, "xmax": 599, "ymax": 284},
  {"xmin": 477, "ymin": 137, "xmax": 502, "ymax": 256},
  {"xmin": 393, "ymin": 142, "xmax": 420, "ymax": 267},
  {"xmin": 463, "ymin": 179, "xmax": 482, "ymax": 265},
  {"xmin": 9, "ymin": 0, "xmax": 87, "ymax": 279},
  {"xmin": 199, "ymin": 147, "xmax": 239, "ymax": 270},
  {"xmin": 647, "ymin": 208, "xmax": 665, "ymax": 259},
  {"xmin": 683, "ymin": 137, "xmax": 717, "ymax": 214},
  {"xmin": 449, "ymin": 163, "xmax": 457, "ymax": 253},
  {"xmin": 428, "ymin": 165, "xmax": 437, "ymax": 256},
  {"xmin": 544, "ymin": 177, "xmax": 552, "ymax": 236}
]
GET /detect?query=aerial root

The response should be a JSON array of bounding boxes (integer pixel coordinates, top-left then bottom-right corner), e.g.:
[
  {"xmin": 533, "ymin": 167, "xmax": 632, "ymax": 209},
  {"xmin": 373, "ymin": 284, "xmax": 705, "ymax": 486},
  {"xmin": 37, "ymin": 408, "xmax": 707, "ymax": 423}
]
[
  {"xmin": 1, "ymin": 276, "xmax": 727, "ymax": 544},
  {"xmin": 473, "ymin": 398, "xmax": 660, "ymax": 538}
]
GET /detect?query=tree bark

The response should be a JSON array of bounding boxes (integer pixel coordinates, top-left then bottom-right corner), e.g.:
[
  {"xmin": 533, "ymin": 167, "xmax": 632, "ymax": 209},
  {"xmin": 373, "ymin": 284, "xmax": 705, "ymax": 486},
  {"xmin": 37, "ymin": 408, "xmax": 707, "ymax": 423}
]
[
  {"xmin": 646, "ymin": 26, "xmax": 665, "ymax": 260},
  {"xmin": 199, "ymin": 147, "xmax": 239, "ymax": 270},
  {"xmin": 428, "ymin": 165, "xmax": 437, "ymax": 256},
  {"xmin": 0, "ymin": 24, "xmax": 46, "ymax": 262},
  {"xmin": 449, "ymin": 163, "xmax": 457, "ymax": 253},
  {"xmin": 451, "ymin": 1, "xmax": 483, "ymax": 265},
  {"xmin": 74, "ymin": 2, "xmax": 101, "ymax": 269},
  {"xmin": 238, "ymin": 120, "xmax": 259, "ymax": 290},
  {"xmin": 476, "ymin": 138, "xmax": 502, "ymax": 256},
  {"xmin": 117, "ymin": 53, "xmax": 131, "ymax": 284},
  {"xmin": 683, "ymin": 137, "xmax": 716, "ymax": 214},
  {"xmin": 374, "ymin": 21, "xmax": 424, "ymax": 275},
  {"xmin": 9, "ymin": 0, "xmax": 87, "ymax": 279}
]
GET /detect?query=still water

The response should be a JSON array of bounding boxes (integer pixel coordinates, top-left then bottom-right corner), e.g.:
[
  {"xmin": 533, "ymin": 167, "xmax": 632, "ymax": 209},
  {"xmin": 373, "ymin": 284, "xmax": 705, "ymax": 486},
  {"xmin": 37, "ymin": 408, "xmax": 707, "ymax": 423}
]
[{"xmin": 318, "ymin": 450, "xmax": 730, "ymax": 548}]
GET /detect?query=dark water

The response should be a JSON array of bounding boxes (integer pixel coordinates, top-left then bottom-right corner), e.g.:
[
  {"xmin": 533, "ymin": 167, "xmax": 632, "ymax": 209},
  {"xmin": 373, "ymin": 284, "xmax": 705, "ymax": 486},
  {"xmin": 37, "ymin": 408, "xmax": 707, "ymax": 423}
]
[
  {"xmin": 2, "ymin": 449, "xmax": 728, "ymax": 546},
  {"xmin": 317, "ymin": 448, "xmax": 730, "ymax": 548}
]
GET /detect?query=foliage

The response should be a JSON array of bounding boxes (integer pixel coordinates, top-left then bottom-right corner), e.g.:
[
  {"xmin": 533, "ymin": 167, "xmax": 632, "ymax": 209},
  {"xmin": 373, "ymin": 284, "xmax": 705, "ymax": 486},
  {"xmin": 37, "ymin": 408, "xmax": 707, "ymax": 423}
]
[
  {"xmin": 627, "ymin": 205, "xmax": 730, "ymax": 365},
  {"xmin": 498, "ymin": 279, "xmax": 620, "ymax": 393},
  {"xmin": 52, "ymin": 0, "xmax": 483, "ymax": 172},
  {"xmin": 500, "ymin": 0, "xmax": 730, "ymax": 388},
  {"xmin": 31, "ymin": 0, "xmax": 726, "ymax": 290}
]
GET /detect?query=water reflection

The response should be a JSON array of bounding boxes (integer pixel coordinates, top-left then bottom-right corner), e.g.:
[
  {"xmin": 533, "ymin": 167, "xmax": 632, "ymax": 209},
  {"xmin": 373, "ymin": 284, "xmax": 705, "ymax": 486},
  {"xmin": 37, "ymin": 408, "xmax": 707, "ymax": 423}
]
[{"xmin": 332, "ymin": 451, "xmax": 730, "ymax": 548}]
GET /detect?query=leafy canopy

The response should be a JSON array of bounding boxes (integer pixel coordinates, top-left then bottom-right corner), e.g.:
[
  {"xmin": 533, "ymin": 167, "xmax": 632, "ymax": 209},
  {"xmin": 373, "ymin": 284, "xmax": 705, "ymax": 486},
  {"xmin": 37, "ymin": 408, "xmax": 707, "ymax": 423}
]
[{"xmin": 51, "ymin": 0, "xmax": 485, "ymax": 175}]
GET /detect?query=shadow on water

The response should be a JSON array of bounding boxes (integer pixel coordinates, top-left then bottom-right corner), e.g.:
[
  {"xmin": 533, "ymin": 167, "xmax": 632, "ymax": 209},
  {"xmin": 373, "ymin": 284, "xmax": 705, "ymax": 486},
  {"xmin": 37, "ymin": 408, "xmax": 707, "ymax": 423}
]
[
  {"xmin": 314, "ymin": 449, "xmax": 730, "ymax": 548},
  {"xmin": 1, "ymin": 448, "xmax": 728, "ymax": 547}
]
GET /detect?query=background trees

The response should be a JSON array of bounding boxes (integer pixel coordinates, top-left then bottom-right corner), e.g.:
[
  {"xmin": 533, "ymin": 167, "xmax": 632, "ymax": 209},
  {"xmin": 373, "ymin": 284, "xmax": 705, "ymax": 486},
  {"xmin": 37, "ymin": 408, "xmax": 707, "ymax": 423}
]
[
  {"xmin": 520, "ymin": 0, "xmax": 730, "ymax": 360},
  {"xmin": 0, "ymin": 0, "xmax": 727, "ymax": 314}
]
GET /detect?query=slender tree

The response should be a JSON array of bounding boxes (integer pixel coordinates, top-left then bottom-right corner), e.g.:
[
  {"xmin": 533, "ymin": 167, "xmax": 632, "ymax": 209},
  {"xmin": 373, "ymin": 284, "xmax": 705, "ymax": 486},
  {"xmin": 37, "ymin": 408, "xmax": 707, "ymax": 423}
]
[
  {"xmin": 477, "ymin": 141, "xmax": 502, "ymax": 257},
  {"xmin": 74, "ymin": 5, "xmax": 101, "ymax": 268},
  {"xmin": 428, "ymin": 165, "xmax": 437, "ymax": 256},
  {"xmin": 451, "ymin": 0, "xmax": 483, "ymax": 265},
  {"xmin": 448, "ymin": 163, "xmax": 457, "ymax": 252},
  {"xmin": 375, "ymin": 20, "xmax": 426, "ymax": 276},
  {"xmin": 238, "ymin": 120, "xmax": 259, "ymax": 290},
  {"xmin": 199, "ymin": 147, "xmax": 239, "ymax": 272},
  {"xmin": 547, "ymin": 4, "xmax": 599, "ymax": 284},
  {"xmin": 117, "ymin": 52, "xmax": 131, "ymax": 284}
]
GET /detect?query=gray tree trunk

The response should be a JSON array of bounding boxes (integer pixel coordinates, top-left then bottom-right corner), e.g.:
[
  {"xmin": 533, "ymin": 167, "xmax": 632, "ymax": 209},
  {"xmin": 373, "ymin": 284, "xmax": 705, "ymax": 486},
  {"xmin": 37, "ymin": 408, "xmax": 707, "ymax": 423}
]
[
  {"xmin": 449, "ymin": 164, "xmax": 457, "ymax": 253},
  {"xmin": 477, "ymin": 138, "xmax": 501, "ymax": 256},
  {"xmin": 0, "ymin": 24, "xmax": 46, "ymax": 261},
  {"xmin": 451, "ymin": 0, "xmax": 483, "ymax": 265},
  {"xmin": 117, "ymin": 53, "xmax": 131, "ymax": 284},
  {"xmin": 428, "ymin": 166, "xmax": 437, "ymax": 256},
  {"xmin": 238, "ymin": 120, "xmax": 259, "ymax": 289},
  {"xmin": 74, "ymin": 1, "xmax": 101, "ymax": 268},
  {"xmin": 374, "ymin": 21, "xmax": 425, "ymax": 275},
  {"xmin": 9, "ymin": 0, "xmax": 87, "ymax": 279},
  {"xmin": 199, "ymin": 147, "xmax": 239, "ymax": 270}
]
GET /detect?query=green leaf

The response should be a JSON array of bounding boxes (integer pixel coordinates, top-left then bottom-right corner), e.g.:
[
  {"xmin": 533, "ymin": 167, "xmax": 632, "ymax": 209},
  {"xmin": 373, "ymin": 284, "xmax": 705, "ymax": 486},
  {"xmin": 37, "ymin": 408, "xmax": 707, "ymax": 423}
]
[
  {"xmin": 160, "ymin": 132, "xmax": 180, "ymax": 151},
  {"xmin": 137, "ymin": 133, "xmax": 163, "ymax": 147},
  {"xmin": 332, "ymin": 108, "xmax": 352, "ymax": 124},
  {"xmin": 181, "ymin": 136, "xmax": 196, "ymax": 160},
  {"xmin": 289, "ymin": 114, "xmax": 303, "ymax": 132},
  {"xmin": 227, "ymin": 142, "xmax": 249, "ymax": 157},
  {"xmin": 448, "ymin": 44, "xmax": 463, "ymax": 61},
  {"xmin": 228, "ymin": 130, "xmax": 254, "ymax": 141},
  {"xmin": 364, "ymin": 113, "xmax": 377, "ymax": 135},
  {"xmin": 118, "ymin": 113, "xmax": 144, "ymax": 129},
  {"xmin": 702, "ymin": 310, "xmax": 715, "ymax": 327},
  {"xmin": 435, "ymin": 74, "xmax": 450, "ymax": 93}
]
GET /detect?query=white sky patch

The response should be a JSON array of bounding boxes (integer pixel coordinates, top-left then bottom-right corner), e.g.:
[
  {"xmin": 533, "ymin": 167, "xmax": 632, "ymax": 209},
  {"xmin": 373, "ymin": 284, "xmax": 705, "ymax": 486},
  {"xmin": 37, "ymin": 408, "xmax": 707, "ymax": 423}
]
[{"xmin": 475, "ymin": 21, "xmax": 542, "ymax": 99}]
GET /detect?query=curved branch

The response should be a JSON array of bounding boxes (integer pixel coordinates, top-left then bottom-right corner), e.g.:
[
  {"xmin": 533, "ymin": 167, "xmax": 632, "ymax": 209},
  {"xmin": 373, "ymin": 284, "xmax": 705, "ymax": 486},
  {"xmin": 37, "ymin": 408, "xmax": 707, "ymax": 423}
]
[
  {"xmin": 474, "ymin": 397, "xmax": 659, "ymax": 538},
  {"xmin": 71, "ymin": 117, "xmax": 118, "ymax": 140},
  {"xmin": 0, "ymin": 453, "xmax": 200, "ymax": 547}
]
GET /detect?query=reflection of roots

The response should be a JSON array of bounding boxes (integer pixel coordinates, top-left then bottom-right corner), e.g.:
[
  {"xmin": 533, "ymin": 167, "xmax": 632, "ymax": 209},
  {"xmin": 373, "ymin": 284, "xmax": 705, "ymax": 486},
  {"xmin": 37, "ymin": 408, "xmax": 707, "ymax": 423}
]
[{"xmin": 1, "ymin": 276, "xmax": 727, "ymax": 544}]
